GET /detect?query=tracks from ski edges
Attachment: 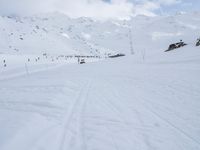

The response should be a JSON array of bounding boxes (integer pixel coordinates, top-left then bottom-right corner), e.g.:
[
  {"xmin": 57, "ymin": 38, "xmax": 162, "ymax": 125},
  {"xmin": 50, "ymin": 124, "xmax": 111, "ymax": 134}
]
[{"xmin": 59, "ymin": 79, "xmax": 92, "ymax": 150}]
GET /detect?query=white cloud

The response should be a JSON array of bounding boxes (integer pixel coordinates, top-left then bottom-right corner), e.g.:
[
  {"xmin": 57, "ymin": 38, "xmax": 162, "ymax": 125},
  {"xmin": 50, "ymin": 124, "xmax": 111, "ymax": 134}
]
[
  {"xmin": 0, "ymin": 0, "xmax": 183, "ymax": 19},
  {"xmin": 54, "ymin": 0, "xmax": 134, "ymax": 19},
  {"xmin": 0, "ymin": 0, "xmax": 55, "ymax": 15},
  {"xmin": 156, "ymin": 0, "xmax": 182, "ymax": 5}
]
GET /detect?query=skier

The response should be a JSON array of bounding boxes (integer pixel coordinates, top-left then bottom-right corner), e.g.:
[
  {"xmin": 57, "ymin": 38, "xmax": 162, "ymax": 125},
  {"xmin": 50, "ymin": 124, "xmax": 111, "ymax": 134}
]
[
  {"xmin": 3, "ymin": 60, "xmax": 6, "ymax": 67},
  {"xmin": 78, "ymin": 57, "xmax": 80, "ymax": 64}
]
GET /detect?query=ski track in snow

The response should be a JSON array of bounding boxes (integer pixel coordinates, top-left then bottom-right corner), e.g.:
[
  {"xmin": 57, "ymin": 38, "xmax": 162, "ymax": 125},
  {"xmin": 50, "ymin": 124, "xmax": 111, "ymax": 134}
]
[
  {"xmin": 59, "ymin": 80, "xmax": 91, "ymax": 150},
  {"xmin": 109, "ymin": 73, "xmax": 200, "ymax": 149},
  {"xmin": 0, "ymin": 57, "xmax": 200, "ymax": 150}
]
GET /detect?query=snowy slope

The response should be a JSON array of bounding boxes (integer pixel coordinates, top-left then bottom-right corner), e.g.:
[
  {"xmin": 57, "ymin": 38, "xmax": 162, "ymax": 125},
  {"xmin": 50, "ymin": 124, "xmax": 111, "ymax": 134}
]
[
  {"xmin": 0, "ymin": 12, "xmax": 200, "ymax": 150},
  {"xmin": 0, "ymin": 55, "xmax": 200, "ymax": 150}
]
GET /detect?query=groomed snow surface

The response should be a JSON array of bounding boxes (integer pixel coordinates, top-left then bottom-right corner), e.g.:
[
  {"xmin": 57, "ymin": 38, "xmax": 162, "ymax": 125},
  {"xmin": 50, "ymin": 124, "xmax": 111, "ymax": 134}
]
[
  {"xmin": 0, "ymin": 46, "xmax": 200, "ymax": 150},
  {"xmin": 0, "ymin": 12, "xmax": 200, "ymax": 150}
]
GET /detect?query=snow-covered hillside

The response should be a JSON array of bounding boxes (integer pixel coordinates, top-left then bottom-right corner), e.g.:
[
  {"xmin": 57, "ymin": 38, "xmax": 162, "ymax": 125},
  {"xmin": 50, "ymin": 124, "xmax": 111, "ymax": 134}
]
[
  {"xmin": 0, "ymin": 12, "xmax": 124, "ymax": 55},
  {"xmin": 0, "ymin": 12, "xmax": 200, "ymax": 150},
  {"xmin": 1, "ymin": 12, "xmax": 200, "ymax": 76},
  {"xmin": 1, "ymin": 12, "xmax": 200, "ymax": 56}
]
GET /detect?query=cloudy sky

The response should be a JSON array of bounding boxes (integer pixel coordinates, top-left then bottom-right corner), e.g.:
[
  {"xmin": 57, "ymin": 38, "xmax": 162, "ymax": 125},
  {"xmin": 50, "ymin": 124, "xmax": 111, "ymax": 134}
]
[{"xmin": 0, "ymin": 0, "xmax": 199, "ymax": 19}]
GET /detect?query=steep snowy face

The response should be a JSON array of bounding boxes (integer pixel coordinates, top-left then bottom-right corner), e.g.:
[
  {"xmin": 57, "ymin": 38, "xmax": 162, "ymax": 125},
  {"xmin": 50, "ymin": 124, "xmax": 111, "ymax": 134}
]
[
  {"xmin": 0, "ymin": 12, "xmax": 200, "ymax": 56},
  {"xmin": 130, "ymin": 12, "xmax": 200, "ymax": 55},
  {"xmin": 0, "ymin": 13, "xmax": 128, "ymax": 56}
]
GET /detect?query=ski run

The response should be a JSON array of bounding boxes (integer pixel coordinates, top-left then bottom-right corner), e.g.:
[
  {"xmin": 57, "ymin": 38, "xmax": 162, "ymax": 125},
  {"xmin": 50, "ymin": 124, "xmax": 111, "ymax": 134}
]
[{"xmin": 0, "ymin": 12, "xmax": 200, "ymax": 150}]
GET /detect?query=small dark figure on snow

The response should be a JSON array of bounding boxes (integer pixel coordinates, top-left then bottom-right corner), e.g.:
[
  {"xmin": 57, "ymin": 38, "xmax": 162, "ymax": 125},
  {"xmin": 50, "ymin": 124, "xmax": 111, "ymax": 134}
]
[
  {"xmin": 3, "ymin": 60, "xmax": 6, "ymax": 67},
  {"xmin": 78, "ymin": 57, "xmax": 80, "ymax": 64},
  {"xmin": 80, "ymin": 59, "xmax": 85, "ymax": 64},
  {"xmin": 196, "ymin": 38, "xmax": 200, "ymax": 47}
]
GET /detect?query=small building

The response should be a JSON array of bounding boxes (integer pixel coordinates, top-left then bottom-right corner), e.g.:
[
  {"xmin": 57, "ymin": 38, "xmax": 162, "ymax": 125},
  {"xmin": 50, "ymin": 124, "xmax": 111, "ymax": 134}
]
[{"xmin": 109, "ymin": 53, "xmax": 125, "ymax": 58}]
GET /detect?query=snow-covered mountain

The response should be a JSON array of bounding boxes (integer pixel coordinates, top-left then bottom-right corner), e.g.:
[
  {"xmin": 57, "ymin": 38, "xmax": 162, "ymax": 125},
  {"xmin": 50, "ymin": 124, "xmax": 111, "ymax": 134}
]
[
  {"xmin": 0, "ymin": 12, "xmax": 127, "ymax": 55},
  {"xmin": 1, "ymin": 12, "xmax": 200, "ymax": 56},
  {"xmin": 1, "ymin": 11, "xmax": 200, "ymax": 79}
]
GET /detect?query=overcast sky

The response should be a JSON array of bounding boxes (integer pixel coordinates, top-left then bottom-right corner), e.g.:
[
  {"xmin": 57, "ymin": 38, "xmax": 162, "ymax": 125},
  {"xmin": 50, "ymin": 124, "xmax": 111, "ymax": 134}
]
[{"xmin": 0, "ymin": 0, "xmax": 199, "ymax": 19}]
